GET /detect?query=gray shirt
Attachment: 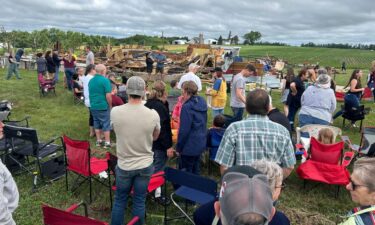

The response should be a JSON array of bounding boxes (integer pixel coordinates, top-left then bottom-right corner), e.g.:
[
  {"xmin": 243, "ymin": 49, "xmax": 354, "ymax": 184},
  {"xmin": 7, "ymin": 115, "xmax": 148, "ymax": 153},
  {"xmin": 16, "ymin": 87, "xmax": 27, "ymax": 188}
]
[
  {"xmin": 0, "ymin": 160, "xmax": 18, "ymax": 225},
  {"xmin": 299, "ymin": 85, "xmax": 336, "ymax": 123},
  {"xmin": 230, "ymin": 73, "xmax": 246, "ymax": 108},
  {"xmin": 86, "ymin": 51, "xmax": 94, "ymax": 66}
]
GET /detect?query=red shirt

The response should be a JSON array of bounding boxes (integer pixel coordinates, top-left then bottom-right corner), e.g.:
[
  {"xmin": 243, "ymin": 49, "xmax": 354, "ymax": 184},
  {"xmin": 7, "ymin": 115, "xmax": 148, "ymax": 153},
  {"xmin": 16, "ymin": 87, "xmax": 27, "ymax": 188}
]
[
  {"xmin": 63, "ymin": 57, "xmax": 76, "ymax": 68},
  {"xmin": 112, "ymin": 95, "xmax": 124, "ymax": 107}
]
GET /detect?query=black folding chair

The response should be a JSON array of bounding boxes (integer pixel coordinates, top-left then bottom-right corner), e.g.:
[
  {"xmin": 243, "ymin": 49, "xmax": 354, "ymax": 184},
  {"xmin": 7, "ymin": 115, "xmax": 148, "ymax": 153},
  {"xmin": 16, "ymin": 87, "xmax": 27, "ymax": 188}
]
[
  {"xmin": 3, "ymin": 125, "xmax": 64, "ymax": 191},
  {"xmin": 1, "ymin": 115, "xmax": 31, "ymax": 169},
  {"xmin": 342, "ymin": 104, "xmax": 366, "ymax": 131},
  {"xmin": 163, "ymin": 167, "xmax": 217, "ymax": 224}
]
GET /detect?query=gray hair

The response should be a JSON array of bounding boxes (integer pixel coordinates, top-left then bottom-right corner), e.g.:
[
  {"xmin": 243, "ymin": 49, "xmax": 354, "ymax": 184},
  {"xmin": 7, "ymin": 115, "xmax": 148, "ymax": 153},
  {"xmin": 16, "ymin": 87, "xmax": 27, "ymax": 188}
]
[
  {"xmin": 250, "ymin": 160, "xmax": 283, "ymax": 194},
  {"xmin": 353, "ymin": 157, "xmax": 375, "ymax": 192},
  {"xmin": 108, "ymin": 72, "xmax": 116, "ymax": 79},
  {"xmin": 317, "ymin": 68, "xmax": 328, "ymax": 75}
]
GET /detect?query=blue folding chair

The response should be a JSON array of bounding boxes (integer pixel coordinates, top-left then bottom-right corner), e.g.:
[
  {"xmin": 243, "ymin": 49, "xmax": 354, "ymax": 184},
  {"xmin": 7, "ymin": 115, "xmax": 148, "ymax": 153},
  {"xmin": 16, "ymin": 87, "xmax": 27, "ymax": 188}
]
[{"xmin": 163, "ymin": 167, "xmax": 217, "ymax": 224}]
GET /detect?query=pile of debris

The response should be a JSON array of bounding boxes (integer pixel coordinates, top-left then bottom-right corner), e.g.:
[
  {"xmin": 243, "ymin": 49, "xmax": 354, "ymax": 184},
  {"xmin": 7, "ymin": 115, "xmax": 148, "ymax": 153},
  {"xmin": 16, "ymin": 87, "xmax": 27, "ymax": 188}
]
[{"xmin": 75, "ymin": 44, "xmax": 228, "ymax": 76}]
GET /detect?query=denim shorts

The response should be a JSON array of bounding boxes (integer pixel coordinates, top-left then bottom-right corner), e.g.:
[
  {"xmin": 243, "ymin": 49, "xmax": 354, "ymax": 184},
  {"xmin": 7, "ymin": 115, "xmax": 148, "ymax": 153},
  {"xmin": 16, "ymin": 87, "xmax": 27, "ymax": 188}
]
[{"xmin": 90, "ymin": 109, "xmax": 111, "ymax": 131}]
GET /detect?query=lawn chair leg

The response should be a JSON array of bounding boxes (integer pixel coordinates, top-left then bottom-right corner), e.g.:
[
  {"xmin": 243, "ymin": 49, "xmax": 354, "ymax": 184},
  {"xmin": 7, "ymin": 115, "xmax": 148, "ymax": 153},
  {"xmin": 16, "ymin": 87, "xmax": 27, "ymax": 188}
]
[
  {"xmin": 335, "ymin": 186, "xmax": 340, "ymax": 198},
  {"xmin": 164, "ymin": 183, "xmax": 167, "ymax": 225},
  {"xmin": 37, "ymin": 158, "xmax": 43, "ymax": 181},
  {"xmin": 109, "ymin": 171, "xmax": 113, "ymax": 209},
  {"xmin": 65, "ymin": 170, "xmax": 69, "ymax": 191},
  {"xmin": 359, "ymin": 120, "xmax": 363, "ymax": 132},
  {"xmin": 342, "ymin": 118, "xmax": 345, "ymax": 128},
  {"xmin": 89, "ymin": 176, "xmax": 92, "ymax": 204},
  {"xmin": 31, "ymin": 172, "xmax": 38, "ymax": 193},
  {"xmin": 303, "ymin": 179, "xmax": 307, "ymax": 189}
]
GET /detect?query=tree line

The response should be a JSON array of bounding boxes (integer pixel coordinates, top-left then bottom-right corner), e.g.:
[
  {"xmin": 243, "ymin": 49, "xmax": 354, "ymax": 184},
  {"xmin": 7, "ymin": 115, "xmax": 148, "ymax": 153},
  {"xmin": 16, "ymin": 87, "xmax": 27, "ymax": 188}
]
[
  {"xmin": 301, "ymin": 42, "xmax": 375, "ymax": 50},
  {"xmin": 0, "ymin": 27, "xmax": 116, "ymax": 52}
]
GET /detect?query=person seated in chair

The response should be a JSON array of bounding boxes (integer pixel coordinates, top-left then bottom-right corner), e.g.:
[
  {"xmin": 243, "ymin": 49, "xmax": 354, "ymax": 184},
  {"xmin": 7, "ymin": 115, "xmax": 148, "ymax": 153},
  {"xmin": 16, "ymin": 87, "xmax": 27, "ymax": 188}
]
[
  {"xmin": 298, "ymin": 71, "xmax": 336, "ymax": 128},
  {"xmin": 340, "ymin": 157, "xmax": 375, "ymax": 225},
  {"xmin": 318, "ymin": 128, "xmax": 334, "ymax": 145},
  {"xmin": 333, "ymin": 69, "xmax": 365, "ymax": 127},
  {"xmin": 72, "ymin": 73, "xmax": 83, "ymax": 99}
]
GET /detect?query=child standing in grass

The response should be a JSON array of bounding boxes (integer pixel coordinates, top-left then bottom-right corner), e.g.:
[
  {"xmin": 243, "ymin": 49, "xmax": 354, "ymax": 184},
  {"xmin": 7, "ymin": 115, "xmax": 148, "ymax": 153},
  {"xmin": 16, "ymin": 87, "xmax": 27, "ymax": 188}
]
[
  {"xmin": 168, "ymin": 80, "xmax": 181, "ymax": 97},
  {"xmin": 207, "ymin": 114, "xmax": 226, "ymax": 160}
]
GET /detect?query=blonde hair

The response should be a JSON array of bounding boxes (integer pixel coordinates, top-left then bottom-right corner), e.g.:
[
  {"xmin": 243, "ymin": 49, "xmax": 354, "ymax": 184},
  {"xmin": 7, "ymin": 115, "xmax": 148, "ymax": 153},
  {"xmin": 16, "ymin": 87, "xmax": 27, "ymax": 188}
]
[
  {"xmin": 149, "ymin": 80, "xmax": 166, "ymax": 100},
  {"xmin": 318, "ymin": 128, "xmax": 334, "ymax": 144}
]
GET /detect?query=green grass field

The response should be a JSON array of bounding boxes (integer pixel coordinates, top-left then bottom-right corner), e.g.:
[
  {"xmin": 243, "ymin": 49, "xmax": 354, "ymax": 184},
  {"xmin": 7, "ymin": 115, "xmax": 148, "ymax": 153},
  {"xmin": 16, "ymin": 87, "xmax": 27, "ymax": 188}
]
[{"xmin": 1, "ymin": 46, "xmax": 375, "ymax": 225}]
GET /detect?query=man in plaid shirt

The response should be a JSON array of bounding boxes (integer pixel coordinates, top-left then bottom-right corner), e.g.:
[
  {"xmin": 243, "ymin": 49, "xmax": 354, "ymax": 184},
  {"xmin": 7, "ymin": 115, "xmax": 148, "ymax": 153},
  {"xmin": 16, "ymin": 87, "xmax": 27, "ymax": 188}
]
[{"xmin": 215, "ymin": 89, "xmax": 296, "ymax": 178}]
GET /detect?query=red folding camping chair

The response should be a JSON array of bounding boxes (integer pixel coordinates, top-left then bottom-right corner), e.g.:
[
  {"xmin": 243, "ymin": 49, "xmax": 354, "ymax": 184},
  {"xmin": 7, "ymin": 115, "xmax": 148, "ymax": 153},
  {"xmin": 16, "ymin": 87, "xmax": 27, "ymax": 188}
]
[
  {"xmin": 296, "ymin": 137, "xmax": 354, "ymax": 197},
  {"xmin": 42, "ymin": 202, "xmax": 139, "ymax": 225},
  {"xmin": 106, "ymin": 152, "xmax": 166, "ymax": 208},
  {"xmin": 62, "ymin": 135, "xmax": 109, "ymax": 203}
]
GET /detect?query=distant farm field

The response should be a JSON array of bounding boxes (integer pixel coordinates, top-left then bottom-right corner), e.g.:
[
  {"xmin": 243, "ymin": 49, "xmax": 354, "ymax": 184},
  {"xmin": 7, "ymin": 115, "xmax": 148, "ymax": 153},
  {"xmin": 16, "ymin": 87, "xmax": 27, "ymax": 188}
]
[{"xmin": 164, "ymin": 44, "xmax": 375, "ymax": 69}]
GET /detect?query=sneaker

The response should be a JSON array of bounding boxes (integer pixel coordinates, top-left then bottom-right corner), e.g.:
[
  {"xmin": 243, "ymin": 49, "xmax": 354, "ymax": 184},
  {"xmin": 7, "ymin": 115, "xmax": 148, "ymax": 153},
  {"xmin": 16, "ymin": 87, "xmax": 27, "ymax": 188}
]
[
  {"xmin": 104, "ymin": 142, "xmax": 112, "ymax": 149},
  {"xmin": 96, "ymin": 140, "xmax": 103, "ymax": 147}
]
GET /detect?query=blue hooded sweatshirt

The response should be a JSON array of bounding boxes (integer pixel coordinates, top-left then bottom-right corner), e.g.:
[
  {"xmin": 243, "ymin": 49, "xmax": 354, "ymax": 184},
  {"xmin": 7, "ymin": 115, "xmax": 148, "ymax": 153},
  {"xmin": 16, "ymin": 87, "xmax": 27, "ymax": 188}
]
[{"xmin": 177, "ymin": 95, "xmax": 207, "ymax": 156}]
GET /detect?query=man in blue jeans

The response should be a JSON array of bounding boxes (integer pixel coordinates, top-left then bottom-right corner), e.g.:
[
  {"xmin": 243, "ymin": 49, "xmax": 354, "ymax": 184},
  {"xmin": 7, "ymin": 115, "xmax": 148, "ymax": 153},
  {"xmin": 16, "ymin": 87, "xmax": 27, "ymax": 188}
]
[
  {"xmin": 111, "ymin": 76, "xmax": 161, "ymax": 225},
  {"xmin": 88, "ymin": 64, "xmax": 112, "ymax": 148},
  {"xmin": 230, "ymin": 64, "xmax": 256, "ymax": 123}
]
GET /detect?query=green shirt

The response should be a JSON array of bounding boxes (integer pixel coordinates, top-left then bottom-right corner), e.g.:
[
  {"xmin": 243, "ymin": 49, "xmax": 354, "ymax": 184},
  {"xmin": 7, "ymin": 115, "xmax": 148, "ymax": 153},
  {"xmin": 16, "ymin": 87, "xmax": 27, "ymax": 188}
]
[
  {"xmin": 215, "ymin": 115, "xmax": 296, "ymax": 168},
  {"xmin": 88, "ymin": 74, "xmax": 111, "ymax": 110},
  {"xmin": 168, "ymin": 88, "xmax": 181, "ymax": 97}
]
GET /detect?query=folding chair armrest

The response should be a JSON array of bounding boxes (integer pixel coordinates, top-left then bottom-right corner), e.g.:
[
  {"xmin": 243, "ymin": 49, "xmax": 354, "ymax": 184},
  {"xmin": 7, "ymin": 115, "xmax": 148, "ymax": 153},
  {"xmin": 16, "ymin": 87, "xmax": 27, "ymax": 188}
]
[
  {"xmin": 5, "ymin": 115, "xmax": 31, "ymax": 127},
  {"xmin": 342, "ymin": 151, "xmax": 355, "ymax": 167},
  {"xmin": 341, "ymin": 136, "xmax": 360, "ymax": 151},
  {"xmin": 65, "ymin": 201, "xmax": 88, "ymax": 217},
  {"xmin": 39, "ymin": 136, "xmax": 61, "ymax": 150},
  {"xmin": 127, "ymin": 216, "xmax": 139, "ymax": 225}
]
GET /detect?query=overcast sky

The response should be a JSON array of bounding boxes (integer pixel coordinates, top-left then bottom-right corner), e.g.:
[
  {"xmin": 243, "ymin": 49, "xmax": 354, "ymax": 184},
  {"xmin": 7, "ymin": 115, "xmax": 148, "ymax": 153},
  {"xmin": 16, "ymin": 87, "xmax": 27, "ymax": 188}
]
[{"xmin": 1, "ymin": 0, "xmax": 374, "ymax": 45}]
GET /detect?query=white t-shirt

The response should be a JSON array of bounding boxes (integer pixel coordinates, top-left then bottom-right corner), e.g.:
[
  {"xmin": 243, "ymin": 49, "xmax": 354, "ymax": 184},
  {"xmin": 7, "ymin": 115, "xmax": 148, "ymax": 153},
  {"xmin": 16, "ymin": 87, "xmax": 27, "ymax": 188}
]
[
  {"xmin": 111, "ymin": 103, "xmax": 160, "ymax": 171},
  {"xmin": 0, "ymin": 160, "xmax": 19, "ymax": 225},
  {"xmin": 83, "ymin": 74, "xmax": 94, "ymax": 107},
  {"xmin": 177, "ymin": 72, "xmax": 202, "ymax": 91}
]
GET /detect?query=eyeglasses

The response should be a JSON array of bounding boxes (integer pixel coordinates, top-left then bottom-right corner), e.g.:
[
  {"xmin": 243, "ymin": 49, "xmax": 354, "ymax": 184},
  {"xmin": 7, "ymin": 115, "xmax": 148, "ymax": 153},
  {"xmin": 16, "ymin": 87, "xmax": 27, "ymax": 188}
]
[{"xmin": 350, "ymin": 178, "xmax": 367, "ymax": 190}]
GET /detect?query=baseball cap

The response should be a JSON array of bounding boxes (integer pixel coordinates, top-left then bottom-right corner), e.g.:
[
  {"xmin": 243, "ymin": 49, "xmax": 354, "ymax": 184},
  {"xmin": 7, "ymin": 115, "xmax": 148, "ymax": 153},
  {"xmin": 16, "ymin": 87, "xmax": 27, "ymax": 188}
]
[
  {"xmin": 219, "ymin": 169, "xmax": 273, "ymax": 225},
  {"xmin": 126, "ymin": 76, "xmax": 145, "ymax": 97}
]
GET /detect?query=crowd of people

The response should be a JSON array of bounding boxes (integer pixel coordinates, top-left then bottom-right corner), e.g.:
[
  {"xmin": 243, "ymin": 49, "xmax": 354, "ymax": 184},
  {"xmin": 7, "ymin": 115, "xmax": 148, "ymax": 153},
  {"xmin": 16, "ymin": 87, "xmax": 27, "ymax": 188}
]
[{"xmin": 2, "ymin": 46, "xmax": 375, "ymax": 225}]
